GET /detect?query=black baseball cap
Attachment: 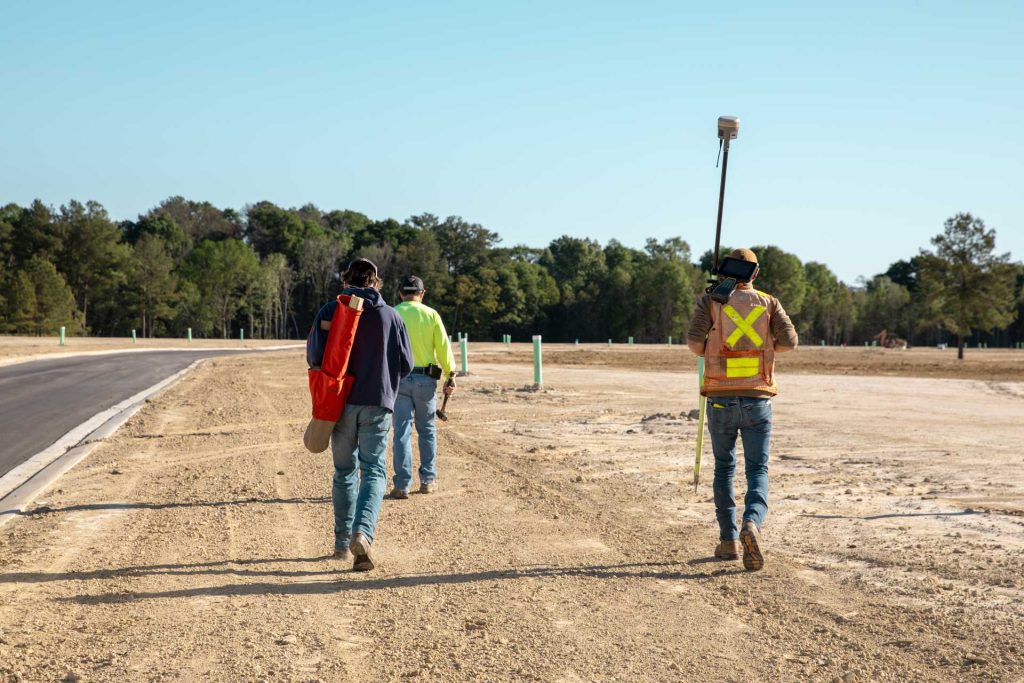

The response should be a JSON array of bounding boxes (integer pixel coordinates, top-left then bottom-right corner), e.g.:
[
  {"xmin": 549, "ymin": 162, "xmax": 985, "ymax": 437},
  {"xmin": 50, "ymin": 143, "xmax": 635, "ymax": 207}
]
[
  {"xmin": 347, "ymin": 257, "xmax": 378, "ymax": 275},
  {"xmin": 400, "ymin": 275, "xmax": 425, "ymax": 292}
]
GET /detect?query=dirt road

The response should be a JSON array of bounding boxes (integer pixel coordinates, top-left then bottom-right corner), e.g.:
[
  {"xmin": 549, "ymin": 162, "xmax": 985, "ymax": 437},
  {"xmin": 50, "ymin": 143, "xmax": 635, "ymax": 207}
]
[{"xmin": 1, "ymin": 354, "xmax": 1022, "ymax": 682}]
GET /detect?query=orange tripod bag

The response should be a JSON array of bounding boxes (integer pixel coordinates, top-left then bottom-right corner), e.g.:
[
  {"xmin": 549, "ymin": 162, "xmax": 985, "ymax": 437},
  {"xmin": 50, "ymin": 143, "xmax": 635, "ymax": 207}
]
[{"xmin": 303, "ymin": 294, "xmax": 364, "ymax": 452}]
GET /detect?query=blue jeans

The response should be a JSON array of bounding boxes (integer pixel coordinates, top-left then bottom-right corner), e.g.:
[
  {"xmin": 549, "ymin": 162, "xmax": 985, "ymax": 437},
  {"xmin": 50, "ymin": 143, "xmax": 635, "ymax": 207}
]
[
  {"xmin": 331, "ymin": 404, "xmax": 392, "ymax": 550},
  {"xmin": 706, "ymin": 397, "xmax": 772, "ymax": 541},
  {"xmin": 392, "ymin": 373, "xmax": 438, "ymax": 491}
]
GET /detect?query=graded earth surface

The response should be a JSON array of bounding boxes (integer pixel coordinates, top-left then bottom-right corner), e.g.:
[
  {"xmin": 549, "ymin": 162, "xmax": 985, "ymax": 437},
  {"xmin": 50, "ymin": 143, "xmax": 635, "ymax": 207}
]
[{"xmin": 1, "ymin": 346, "xmax": 1022, "ymax": 682}]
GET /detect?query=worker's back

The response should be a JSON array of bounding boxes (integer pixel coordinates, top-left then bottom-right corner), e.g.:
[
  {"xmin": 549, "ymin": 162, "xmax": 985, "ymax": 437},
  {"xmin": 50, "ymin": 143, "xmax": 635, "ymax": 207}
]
[{"xmin": 395, "ymin": 299, "xmax": 454, "ymax": 372}]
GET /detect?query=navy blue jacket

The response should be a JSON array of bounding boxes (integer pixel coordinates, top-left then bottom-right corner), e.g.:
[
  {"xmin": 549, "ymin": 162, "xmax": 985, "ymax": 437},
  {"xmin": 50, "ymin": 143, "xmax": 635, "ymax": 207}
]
[{"xmin": 306, "ymin": 287, "xmax": 414, "ymax": 412}]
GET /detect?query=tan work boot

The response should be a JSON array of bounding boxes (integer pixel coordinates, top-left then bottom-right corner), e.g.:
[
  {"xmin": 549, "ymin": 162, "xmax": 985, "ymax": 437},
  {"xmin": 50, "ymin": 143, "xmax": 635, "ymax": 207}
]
[
  {"xmin": 350, "ymin": 533, "xmax": 375, "ymax": 572},
  {"xmin": 389, "ymin": 488, "xmax": 409, "ymax": 500},
  {"xmin": 419, "ymin": 482, "xmax": 437, "ymax": 494},
  {"xmin": 715, "ymin": 539, "xmax": 741, "ymax": 561},
  {"xmin": 332, "ymin": 547, "xmax": 352, "ymax": 562},
  {"xmin": 740, "ymin": 520, "xmax": 764, "ymax": 571}
]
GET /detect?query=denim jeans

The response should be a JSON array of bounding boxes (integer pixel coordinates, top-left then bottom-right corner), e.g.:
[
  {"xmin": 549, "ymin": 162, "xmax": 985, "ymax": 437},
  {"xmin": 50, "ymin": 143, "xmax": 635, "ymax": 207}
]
[
  {"xmin": 706, "ymin": 396, "xmax": 772, "ymax": 541},
  {"xmin": 331, "ymin": 404, "xmax": 392, "ymax": 550},
  {"xmin": 392, "ymin": 373, "xmax": 438, "ymax": 491}
]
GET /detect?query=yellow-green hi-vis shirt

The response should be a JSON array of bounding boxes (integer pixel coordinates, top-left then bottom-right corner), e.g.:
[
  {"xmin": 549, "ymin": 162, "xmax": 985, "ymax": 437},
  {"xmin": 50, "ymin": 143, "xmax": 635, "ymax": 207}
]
[{"xmin": 394, "ymin": 300, "xmax": 456, "ymax": 378}]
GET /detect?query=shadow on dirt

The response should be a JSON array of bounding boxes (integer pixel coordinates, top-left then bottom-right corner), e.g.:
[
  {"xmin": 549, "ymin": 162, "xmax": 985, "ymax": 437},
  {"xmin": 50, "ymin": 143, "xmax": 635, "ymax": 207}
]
[
  {"xmin": 1, "ymin": 496, "xmax": 331, "ymax": 517},
  {"xmin": 34, "ymin": 560, "xmax": 742, "ymax": 604},
  {"xmin": 801, "ymin": 510, "xmax": 982, "ymax": 521}
]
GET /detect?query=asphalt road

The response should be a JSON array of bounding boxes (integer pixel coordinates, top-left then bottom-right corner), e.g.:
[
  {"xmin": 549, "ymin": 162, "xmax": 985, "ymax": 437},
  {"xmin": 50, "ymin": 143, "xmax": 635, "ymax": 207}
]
[{"xmin": 0, "ymin": 350, "xmax": 289, "ymax": 479}]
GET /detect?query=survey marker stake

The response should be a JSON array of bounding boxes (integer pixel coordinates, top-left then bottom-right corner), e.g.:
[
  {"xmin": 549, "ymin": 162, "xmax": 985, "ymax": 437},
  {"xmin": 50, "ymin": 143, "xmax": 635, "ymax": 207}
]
[{"xmin": 694, "ymin": 356, "xmax": 707, "ymax": 492}]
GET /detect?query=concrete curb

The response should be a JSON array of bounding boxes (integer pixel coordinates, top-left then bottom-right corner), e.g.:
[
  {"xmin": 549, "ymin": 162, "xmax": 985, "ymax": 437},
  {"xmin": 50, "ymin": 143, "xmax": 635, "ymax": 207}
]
[{"xmin": 0, "ymin": 346, "xmax": 299, "ymax": 527}]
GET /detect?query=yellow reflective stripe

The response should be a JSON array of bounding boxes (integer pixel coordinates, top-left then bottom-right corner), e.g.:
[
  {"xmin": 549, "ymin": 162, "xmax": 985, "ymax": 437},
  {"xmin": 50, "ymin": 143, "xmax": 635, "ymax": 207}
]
[
  {"xmin": 723, "ymin": 305, "xmax": 765, "ymax": 347},
  {"xmin": 726, "ymin": 356, "xmax": 760, "ymax": 378}
]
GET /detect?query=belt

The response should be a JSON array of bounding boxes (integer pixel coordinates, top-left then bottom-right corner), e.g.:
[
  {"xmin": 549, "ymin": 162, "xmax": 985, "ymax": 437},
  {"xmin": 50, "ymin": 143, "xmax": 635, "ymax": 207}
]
[{"xmin": 411, "ymin": 367, "xmax": 432, "ymax": 375}]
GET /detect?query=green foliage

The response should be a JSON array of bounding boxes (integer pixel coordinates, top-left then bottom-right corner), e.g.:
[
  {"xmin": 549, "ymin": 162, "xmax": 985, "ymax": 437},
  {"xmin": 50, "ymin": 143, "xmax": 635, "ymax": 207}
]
[
  {"xmin": 917, "ymin": 213, "xmax": 1018, "ymax": 356},
  {"xmin": 749, "ymin": 245, "xmax": 807, "ymax": 316},
  {"xmin": 797, "ymin": 262, "xmax": 837, "ymax": 342},
  {"xmin": 124, "ymin": 212, "xmax": 191, "ymax": 262},
  {"xmin": 2, "ymin": 271, "xmax": 36, "ymax": 334},
  {"xmin": 492, "ymin": 256, "xmax": 559, "ymax": 335},
  {"xmin": 2, "ymin": 198, "xmax": 1020, "ymax": 349},
  {"xmin": 152, "ymin": 196, "xmax": 242, "ymax": 242},
  {"xmin": 2, "ymin": 257, "xmax": 82, "ymax": 335},
  {"xmin": 246, "ymin": 201, "xmax": 322, "ymax": 260},
  {"xmin": 861, "ymin": 276, "xmax": 911, "ymax": 337},
  {"xmin": 56, "ymin": 200, "xmax": 129, "ymax": 331},
  {"xmin": 126, "ymin": 235, "xmax": 179, "ymax": 337},
  {"xmin": 296, "ymin": 234, "xmax": 349, "ymax": 306},
  {"xmin": 184, "ymin": 239, "xmax": 260, "ymax": 338},
  {"xmin": 635, "ymin": 238, "xmax": 699, "ymax": 342},
  {"xmin": 542, "ymin": 236, "xmax": 608, "ymax": 340},
  {"xmin": 11, "ymin": 200, "xmax": 63, "ymax": 266},
  {"xmin": 0, "ymin": 203, "xmax": 16, "ymax": 272}
]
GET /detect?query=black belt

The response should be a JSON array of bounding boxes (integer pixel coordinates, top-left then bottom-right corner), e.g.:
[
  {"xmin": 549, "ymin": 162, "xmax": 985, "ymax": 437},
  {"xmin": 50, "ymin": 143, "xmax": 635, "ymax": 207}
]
[{"xmin": 411, "ymin": 365, "xmax": 443, "ymax": 379}]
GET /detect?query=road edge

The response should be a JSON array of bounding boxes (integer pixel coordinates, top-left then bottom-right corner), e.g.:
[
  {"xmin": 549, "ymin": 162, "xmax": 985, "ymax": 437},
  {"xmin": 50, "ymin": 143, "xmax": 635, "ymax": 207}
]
[
  {"xmin": 0, "ymin": 358, "xmax": 209, "ymax": 527},
  {"xmin": 0, "ymin": 343, "xmax": 303, "ymax": 369}
]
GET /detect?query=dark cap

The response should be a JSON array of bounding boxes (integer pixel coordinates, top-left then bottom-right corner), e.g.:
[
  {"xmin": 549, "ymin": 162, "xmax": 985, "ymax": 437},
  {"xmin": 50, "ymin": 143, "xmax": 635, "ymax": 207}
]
[
  {"xmin": 400, "ymin": 275, "xmax": 425, "ymax": 292},
  {"xmin": 347, "ymin": 257, "xmax": 378, "ymax": 275}
]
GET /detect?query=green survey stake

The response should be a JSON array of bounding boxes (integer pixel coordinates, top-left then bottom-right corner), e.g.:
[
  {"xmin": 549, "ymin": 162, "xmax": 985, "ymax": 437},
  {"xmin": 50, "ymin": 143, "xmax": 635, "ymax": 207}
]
[{"xmin": 694, "ymin": 356, "xmax": 707, "ymax": 492}]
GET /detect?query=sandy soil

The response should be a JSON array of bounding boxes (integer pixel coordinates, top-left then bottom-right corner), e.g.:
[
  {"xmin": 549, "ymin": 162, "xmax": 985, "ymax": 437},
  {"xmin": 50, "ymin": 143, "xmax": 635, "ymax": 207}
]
[
  {"xmin": 470, "ymin": 342, "xmax": 1024, "ymax": 382},
  {"xmin": 0, "ymin": 336, "xmax": 299, "ymax": 365},
  {"xmin": 0, "ymin": 353, "xmax": 1022, "ymax": 682}
]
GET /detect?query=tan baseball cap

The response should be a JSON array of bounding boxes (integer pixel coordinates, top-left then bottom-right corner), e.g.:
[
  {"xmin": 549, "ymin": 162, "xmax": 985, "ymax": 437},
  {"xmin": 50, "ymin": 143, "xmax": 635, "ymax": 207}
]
[
  {"xmin": 729, "ymin": 247, "xmax": 758, "ymax": 263},
  {"xmin": 303, "ymin": 418, "xmax": 335, "ymax": 453}
]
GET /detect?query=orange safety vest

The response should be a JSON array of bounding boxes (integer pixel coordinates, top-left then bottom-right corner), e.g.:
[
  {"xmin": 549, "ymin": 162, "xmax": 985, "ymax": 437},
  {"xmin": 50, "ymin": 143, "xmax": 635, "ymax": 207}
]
[{"xmin": 702, "ymin": 287, "xmax": 777, "ymax": 396}]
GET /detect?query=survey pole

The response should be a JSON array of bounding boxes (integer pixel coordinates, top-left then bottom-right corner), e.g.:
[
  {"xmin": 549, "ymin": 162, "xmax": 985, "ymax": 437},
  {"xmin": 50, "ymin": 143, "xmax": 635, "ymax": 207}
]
[{"xmin": 694, "ymin": 356, "xmax": 707, "ymax": 491}]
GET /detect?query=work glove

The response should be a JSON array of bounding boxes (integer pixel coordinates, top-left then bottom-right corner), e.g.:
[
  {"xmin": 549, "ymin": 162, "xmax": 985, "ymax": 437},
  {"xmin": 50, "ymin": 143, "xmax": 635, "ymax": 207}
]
[{"xmin": 444, "ymin": 377, "xmax": 457, "ymax": 396}]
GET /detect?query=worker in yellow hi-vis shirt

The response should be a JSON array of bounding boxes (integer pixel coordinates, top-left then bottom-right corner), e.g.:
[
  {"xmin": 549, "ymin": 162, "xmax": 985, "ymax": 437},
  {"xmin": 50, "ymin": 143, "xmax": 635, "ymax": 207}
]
[
  {"xmin": 687, "ymin": 248, "xmax": 798, "ymax": 571},
  {"xmin": 389, "ymin": 275, "xmax": 457, "ymax": 498}
]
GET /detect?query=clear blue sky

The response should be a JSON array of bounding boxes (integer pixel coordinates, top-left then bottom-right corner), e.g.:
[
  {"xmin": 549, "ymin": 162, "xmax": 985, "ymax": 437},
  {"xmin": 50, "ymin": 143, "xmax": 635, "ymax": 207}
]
[{"xmin": 2, "ymin": 1, "xmax": 1021, "ymax": 283}]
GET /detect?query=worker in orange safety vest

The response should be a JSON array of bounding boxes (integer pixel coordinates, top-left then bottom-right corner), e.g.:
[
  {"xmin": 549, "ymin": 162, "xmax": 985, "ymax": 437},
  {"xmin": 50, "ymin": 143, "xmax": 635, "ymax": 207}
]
[{"xmin": 687, "ymin": 248, "xmax": 798, "ymax": 571}]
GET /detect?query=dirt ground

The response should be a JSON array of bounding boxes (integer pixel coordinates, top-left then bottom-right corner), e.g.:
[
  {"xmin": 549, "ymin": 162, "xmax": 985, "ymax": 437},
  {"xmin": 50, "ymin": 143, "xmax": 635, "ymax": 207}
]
[
  {"xmin": 3, "ymin": 337, "xmax": 1022, "ymax": 382},
  {"xmin": 470, "ymin": 342, "xmax": 1024, "ymax": 382},
  {"xmin": 1, "ymin": 351, "xmax": 1022, "ymax": 682}
]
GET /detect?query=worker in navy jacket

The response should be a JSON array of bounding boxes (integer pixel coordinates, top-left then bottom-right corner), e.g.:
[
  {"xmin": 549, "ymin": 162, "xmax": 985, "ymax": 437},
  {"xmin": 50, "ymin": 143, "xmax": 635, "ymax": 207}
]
[{"xmin": 307, "ymin": 258, "xmax": 413, "ymax": 571}]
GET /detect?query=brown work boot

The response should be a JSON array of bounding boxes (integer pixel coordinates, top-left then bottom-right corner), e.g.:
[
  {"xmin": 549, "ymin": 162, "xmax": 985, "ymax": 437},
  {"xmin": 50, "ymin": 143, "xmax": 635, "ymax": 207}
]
[
  {"xmin": 389, "ymin": 488, "xmax": 409, "ymax": 500},
  {"xmin": 715, "ymin": 539, "xmax": 741, "ymax": 561},
  {"xmin": 332, "ymin": 547, "xmax": 352, "ymax": 562},
  {"xmin": 350, "ymin": 533, "xmax": 375, "ymax": 571},
  {"xmin": 740, "ymin": 520, "xmax": 764, "ymax": 571},
  {"xmin": 419, "ymin": 482, "xmax": 437, "ymax": 494}
]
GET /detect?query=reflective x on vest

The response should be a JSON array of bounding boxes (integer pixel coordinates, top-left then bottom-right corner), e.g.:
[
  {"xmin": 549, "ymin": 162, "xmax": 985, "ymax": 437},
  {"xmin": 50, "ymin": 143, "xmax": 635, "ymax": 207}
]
[{"xmin": 723, "ymin": 305, "xmax": 766, "ymax": 347}]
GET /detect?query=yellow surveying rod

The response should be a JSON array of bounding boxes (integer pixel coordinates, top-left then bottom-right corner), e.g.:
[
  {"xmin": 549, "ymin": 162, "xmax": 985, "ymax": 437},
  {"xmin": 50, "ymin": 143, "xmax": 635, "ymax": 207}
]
[{"xmin": 694, "ymin": 356, "xmax": 707, "ymax": 492}]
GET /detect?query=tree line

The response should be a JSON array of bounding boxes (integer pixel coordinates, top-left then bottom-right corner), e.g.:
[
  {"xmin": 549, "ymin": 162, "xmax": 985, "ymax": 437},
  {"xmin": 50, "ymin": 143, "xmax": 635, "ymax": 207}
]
[{"xmin": 1, "ymin": 198, "xmax": 1020, "ymax": 355}]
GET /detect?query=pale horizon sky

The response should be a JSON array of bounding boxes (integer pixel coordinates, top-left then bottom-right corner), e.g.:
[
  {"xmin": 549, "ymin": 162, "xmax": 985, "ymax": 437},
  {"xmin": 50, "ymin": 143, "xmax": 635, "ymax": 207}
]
[{"xmin": 2, "ymin": 1, "xmax": 1021, "ymax": 284}]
